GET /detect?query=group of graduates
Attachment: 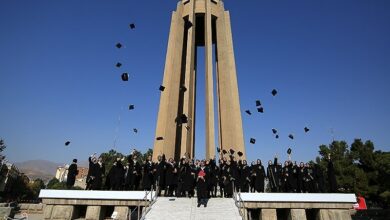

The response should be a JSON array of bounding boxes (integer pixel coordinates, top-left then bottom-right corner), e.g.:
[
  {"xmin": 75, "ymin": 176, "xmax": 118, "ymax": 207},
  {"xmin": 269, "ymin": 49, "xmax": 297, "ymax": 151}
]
[{"xmin": 67, "ymin": 149, "xmax": 338, "ymax": 207}]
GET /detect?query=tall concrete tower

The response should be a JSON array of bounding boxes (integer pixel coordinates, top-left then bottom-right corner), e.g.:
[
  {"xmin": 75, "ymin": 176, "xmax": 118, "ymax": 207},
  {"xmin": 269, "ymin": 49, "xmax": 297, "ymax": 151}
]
[{"xmin": 153, "ymin": 0, "xmax": 245, "ymax": 161}]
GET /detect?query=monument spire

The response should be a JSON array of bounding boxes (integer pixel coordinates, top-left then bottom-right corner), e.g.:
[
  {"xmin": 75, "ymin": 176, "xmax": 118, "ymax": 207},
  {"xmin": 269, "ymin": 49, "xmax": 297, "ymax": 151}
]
[{"xmin": 153, "ymin": 0, "xmax": 245, "ymax": 161}]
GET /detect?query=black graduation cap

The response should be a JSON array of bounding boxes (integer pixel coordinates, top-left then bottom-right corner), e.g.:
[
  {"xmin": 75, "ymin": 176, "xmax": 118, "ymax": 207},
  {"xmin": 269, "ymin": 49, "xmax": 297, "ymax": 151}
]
[
  {"xmin": 128, "ymin": 105, "xmax": 135, "ymax": 110},
  {"xmin": 65, "ymin": 141, "xmax": 70, "ymax": 146},
  {"xmin": 288, "ymin": 134, "xmax": 294, "ymax": 140},
  {"xmin": 271, "ymin": 89, "xmax": 278, "ymax": 96},
  {"xmin": 116, "ymin": 62, "xmax": 122, "ymax": 68},
  {"xmin": 257, "ymin": 107, "xmax": 264, "ymax": 113},
  {"xmin": 133, "ymin": 128, "xmax": 138, "ymax": 133},
  {"xmin": 121, "ymin": 73, "xmax": 129, "ymax": 81},
  {"xmin": 159, "ymin": 85, "xmax": 165, "ymax": 91},
  {"xmin": 304, "ymin": 127, "xmax": 310, "ymax": 133},
  {"xmin": 184, "ymin": 20, "xmax": 193, "ymax": 29},
  {"xmin": 237, "ymin": 151, "xmax": 243, "ymax": 157},
  {"xmin": 272, "ymin": 128, "xmax": 278, "ymax": 134},
  {"xmin": 275, "ymin": 135, "xmax": 279, "ymax": 139},
  {"xmin": 180, "ymin": 114, "xmax": 188, "ymax": 124},
  {"xmin": 229, "ymin": 149, "xmax": 235, "ymax": 155},
  {"xmin": 116, "ymin": 43, "xmax": 122, "ymax": 49},
  {"xmin": 156, "ymin": 136, "xmax": 163, "ymax": 140},
  {"xmin": 245, "ymin": 110, "xmax": 252, "ymax": 115},
  {"xmin": 129, "ymin": 23, "xmax": 136, "ymax": 29},
  {"xmin": 256, "ymin": 100, "xmax": 261, "ymax": 107},
  {"xmin": 180, "ymin": 85, "xmax": 187, "ymax": 92},
  {"xmin": 222, "ymin": 149, "xmax": 227, "ymax": 155},
  {"xmin": 217, "ymin": 147, "xmax": 221, "ymax": 153},
  {"xmin": 250, "ymin": 138, "xmax": 256, "ymax": 144},
  {"xmin": 287, "ymin": 148, "xmax": 292, "ymax": 155}
]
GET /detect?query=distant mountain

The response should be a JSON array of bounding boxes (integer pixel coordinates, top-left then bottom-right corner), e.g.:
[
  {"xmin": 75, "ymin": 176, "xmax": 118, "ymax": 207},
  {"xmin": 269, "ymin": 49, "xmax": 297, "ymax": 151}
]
[
  {"xmin": 14, "ymin": 160, "xmax": 65, "ymax": 182},
  {"xmin": 14, "ymin": 159, "xmax": 88, "ymax": 183}
]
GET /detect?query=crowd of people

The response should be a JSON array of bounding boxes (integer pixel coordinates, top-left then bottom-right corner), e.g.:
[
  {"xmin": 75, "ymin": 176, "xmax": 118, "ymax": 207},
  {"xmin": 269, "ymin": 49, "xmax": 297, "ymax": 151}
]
[{"xmin": 66, "ymin": 150, "xmax": 337, "ymax": 207}]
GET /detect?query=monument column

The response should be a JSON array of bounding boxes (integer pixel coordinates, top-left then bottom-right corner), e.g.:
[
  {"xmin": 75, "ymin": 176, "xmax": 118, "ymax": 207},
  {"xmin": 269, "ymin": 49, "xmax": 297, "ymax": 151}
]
[{"xmin": 205, "ymin": 0, "xmax": 216, "ymax": 159}]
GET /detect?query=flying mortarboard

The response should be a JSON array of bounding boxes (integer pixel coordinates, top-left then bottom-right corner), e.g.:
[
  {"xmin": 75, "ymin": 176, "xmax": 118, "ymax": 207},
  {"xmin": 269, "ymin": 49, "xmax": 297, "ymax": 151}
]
[
  {"xmin": 237, "ymin": 151, "xmax": 243, "ymax": 157},
  {"xmin": 156, "ymin": 137, "xmax": 164, "ymax": 141},
  {"xmin": 159, "ymin": 85, "xmax": 165, "ymax": 91},
  {"xmin": 304, "ymin": 127, "xmax": 310, "ymax": 133},
  {"xmin": 271, "ymin": 89, "xmax": 278, "ymax": 96},
  {"xmin": 65, "ymin": 141, "xmax": 71, "ymax": 146},
  {"xmin": 222, "ymin": 149, "xmax": 227, "ymax": 155},
  {"xmin": 128, "ymin": 105, "xmax": 135, "ymax": 110},
  {"xmin": 116, "ymin": 62, "xmax": 122, "ymax": 68},
  {"xmin": 180, "ymin": 114, "xmax": 188, "ymax": 124},
  {"xmin": 133, "ymin": 128, "xmax": 138, "ymax": 133},
  {"xmin": 288, "ymin": 134, "xmax": 294, "ymax": 140},
  {"xmin": 229, "ymin": 149, "xmax": 235, "ymax": 155},
  {"xmin": 275, "ymin": 135, "xmax": 279, "ymax": 139},
  {"xmin": 272, "ymin": 128, "xmax": 277, "ymax": 134},
  {"xmin": 287, "ymin": 148, "xmax": 292, "ymax": 155},
  {"xmin": 180, "ymin": 85, "xmax": 187, "ymax": 92},
  {"xmin": 257, "ymin": 107, "xmax": 264, "ymax": 113},
  {"xmin": 245, "ymin": 110, "xmax": 252, "ymax": 115},
  {"xmin": 250, "ymin": 138, "xmax": 256, "ymax": 144},
  {"xmin": 116, "ymin": 43, "xmax": 122, "ymax": 49},
  {"xmin": 217, "ymin": 147, "xmax": 221, "ymax": 153},
  {"xmin": 129, "ymin": 23, "xmax": 136, "ymax": 29},
  {"xmin": 256, "ymin": 100, "xmax": 261, "ymax": 107},
  {"xmin": 121, "ymin": 73, "xmax": 129, "ymax": 81}
]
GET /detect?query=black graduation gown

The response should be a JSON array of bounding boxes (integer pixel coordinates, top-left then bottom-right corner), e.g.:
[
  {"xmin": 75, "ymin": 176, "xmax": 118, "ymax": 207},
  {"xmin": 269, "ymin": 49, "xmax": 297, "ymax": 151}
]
[
  {"xmin": 91, "ymin": 162, "xmax": 105, "ymax": 190},
  {"xmin": 282, "ymin": 165, "xmax": 293, "ymax": 192},
  {"xmin": 254, "ymin": 165, "xmax": 266, "ymax": 192},
  {"xmin": 240, "ymin": 165, "xmax": 250, "ymax": 192},
  {"xmin": 111, "ymin": 162, "xmax": 125, "ymax": 190},
  {"xmin": 142, "ymin": 161, "xmax": 154, "ymax": 190},
  {"xmin": 154, "ymin": 160, "xmax": 166, "ymax": 188},
  {"xmin": 297, "ymin": 167, "xmax": 305, "ymax": 193},
  {"xmin": 222, "ymin": 164, "xmax": 233, "ymax": 196},
  {"xmin": 66, "ymin": 163, "xmax": 78, "ymax": 188},
  {"xmin": 328, "ymin": 160, "xmax": 337, "ymax": 192},
  {"xmin": 314, "ymin": 164, "xmax": 325, "ymax": 193},
  {"xmin": 196, "ymin": 168, "xmax": 208, "ymax": 200}
]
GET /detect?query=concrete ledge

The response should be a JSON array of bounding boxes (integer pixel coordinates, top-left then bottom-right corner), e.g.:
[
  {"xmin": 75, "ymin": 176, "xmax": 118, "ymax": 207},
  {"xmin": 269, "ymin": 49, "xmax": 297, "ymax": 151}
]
[
  {"xmin": 238, "ymin": 193, "xmax": 356, "ymax": 203},
  {"xmin": 42, "ymin": 198, "xmax": 148, "ymax": 206},
  {"xmin": 39, "ymin": 189, "xmax": 155, "ymax": 201},
  {"xmin": 243, "ymin": 202, "xmax": 353, "ymax": 209}
]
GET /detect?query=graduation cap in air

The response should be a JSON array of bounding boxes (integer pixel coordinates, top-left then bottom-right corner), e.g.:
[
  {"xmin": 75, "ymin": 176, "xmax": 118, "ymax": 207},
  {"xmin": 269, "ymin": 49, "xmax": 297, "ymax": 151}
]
[
  {"xmin": 272, "ymin": 128, "xmax": 277, "ymax": 134},
  {"xmin": 275, "ymin": 135, "xmax": 279, "ymax": 139},
  {"xmin": 256, "ymin": 100, "xmax": 261, "ymax": 107},
  {"xmin": 257, "ymin": 107, "xmax": 264, "ymax": 113},
  {"xmin": 287, "ymin": 148, "xmax": 292, "ymax": 155},
  {"xmin": 217, "ymin": 147, "xmax": 221, "ymax": 153},
  {"xmin": 237, "ymin": 151, "xmax": 243, "ymax": 157},
  {"xmin": 116, "ymin": 62, "xmax": 122, "ymax": 68},
  {"xmin": 304, "ymin": 127, "xmax": 310, "ymax": 133},
  {"xmin": 180, "ymin": 85, "xmax": 187, "ymax": 92},
  {"xmin": 288, "ymin": 134, "xmax": 294, "ymax": 140},
  {"xmin": 65, "ymin": 141, "xmax": 71, "ymax": 146},
  {"xmin": 250, "ymin": 138, "xmax": 256, "ymax": 144},
  {"xmin": 159, "ymin": 85, "xmax": 165, "ymax": 91},
  {"xmin": 116, "ymin": 43, "xmax": 122, "ymax": 49},
  {"xmin": 271, "ymin": 89, "xmax": 278, "ymax": 96},
  {"xmin": 229, "ymin": 149, "xmax": 235, "ymax": 155},
  {"xmin": 180, "ymin": 114, "xmax": 188, "ymax": 124},
  {"xmin": 128, "ymin": 105, "xmax": 135, "ymax": 110},
  {"xmin": 185, "ymin": 20, "xmax": 193, "ymax": 29},
  {"xmin": 245, "ymin": 110, "xmax": 252, "ymax": 115},
  {"xmin": 133, "ymin": 128, "xmax": 138, "ymax": 133},
  {"xmin": 121, "ymin": 73, "xmax": 129, "ymax": 81},
  {"xmin": 222, "ymin": 149, "xmax": 227, "ymax": 155},
  {"xmin": 129, "ymin": 23, "xmax": 136, "ymax": 29},
  {"xmin": 156, "ymin": 137, "xmax": 164, "ymax": 141}
]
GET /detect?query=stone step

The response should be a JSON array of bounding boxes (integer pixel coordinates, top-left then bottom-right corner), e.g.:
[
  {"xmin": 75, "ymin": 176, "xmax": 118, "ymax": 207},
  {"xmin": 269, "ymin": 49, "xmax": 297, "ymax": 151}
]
[{"xmin": 144, "ymin": 197, "xmax": 242, "ymax": 220}]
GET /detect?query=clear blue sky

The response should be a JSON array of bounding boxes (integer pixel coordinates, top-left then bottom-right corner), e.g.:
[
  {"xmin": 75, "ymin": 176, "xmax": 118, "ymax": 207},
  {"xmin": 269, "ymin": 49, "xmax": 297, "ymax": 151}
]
[{"xmin": 1, "ymin": 0, "xmax": 389, "ymax": 164}]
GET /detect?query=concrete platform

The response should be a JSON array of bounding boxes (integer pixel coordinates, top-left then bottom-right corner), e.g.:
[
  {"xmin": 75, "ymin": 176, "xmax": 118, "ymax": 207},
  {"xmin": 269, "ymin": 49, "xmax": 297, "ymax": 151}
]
[{"xmin": 144, "ymin": 197, "xmax": 242, "ymax": 220}]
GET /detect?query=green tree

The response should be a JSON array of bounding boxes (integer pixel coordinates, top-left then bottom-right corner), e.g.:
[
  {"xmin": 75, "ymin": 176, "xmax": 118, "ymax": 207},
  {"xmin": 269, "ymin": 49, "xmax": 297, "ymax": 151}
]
[{"xmin": 29, "ymin": 178, "xmax": 45, "ymax": 199}]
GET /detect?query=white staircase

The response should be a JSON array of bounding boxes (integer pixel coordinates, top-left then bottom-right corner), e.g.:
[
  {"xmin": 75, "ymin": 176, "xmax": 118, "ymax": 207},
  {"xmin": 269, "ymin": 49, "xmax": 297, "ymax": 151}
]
[{"xmin": 144, "ymin": 197, "xmax": 242, "ymax": 220}]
